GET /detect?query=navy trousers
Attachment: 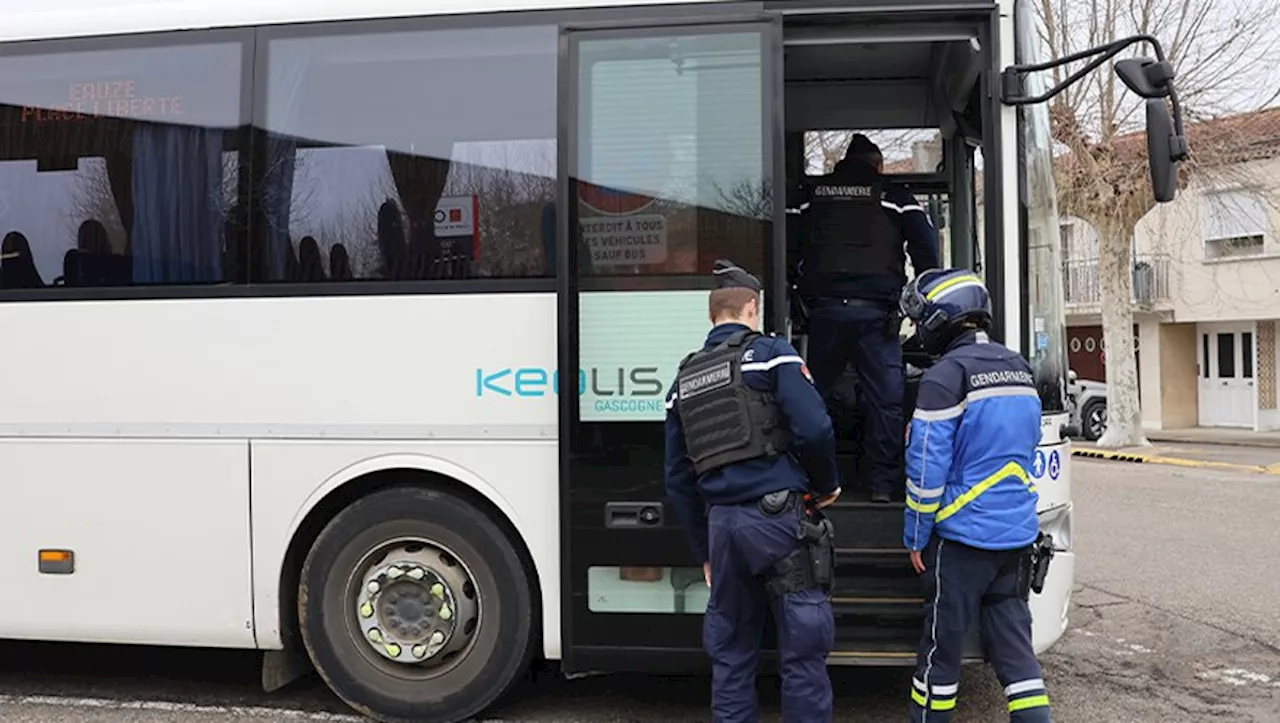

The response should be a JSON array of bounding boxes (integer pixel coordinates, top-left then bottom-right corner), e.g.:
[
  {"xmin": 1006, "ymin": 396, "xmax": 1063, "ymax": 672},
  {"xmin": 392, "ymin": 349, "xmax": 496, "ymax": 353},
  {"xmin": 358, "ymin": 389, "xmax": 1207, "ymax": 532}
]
[
  {"xmin": 705, "ymin": 496, "xmax": 834, "ymax": 723},
  {"xmin": 805, "ymin": 300, "xmax": 903, "ymax": 495},
  {"xmin": 910, "ymin": 536, "xmax": 1053, "ymax": 722}
]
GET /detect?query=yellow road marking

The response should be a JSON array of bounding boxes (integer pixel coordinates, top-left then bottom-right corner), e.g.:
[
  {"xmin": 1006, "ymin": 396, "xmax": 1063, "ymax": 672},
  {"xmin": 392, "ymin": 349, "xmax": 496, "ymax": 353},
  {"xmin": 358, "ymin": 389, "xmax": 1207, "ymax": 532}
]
[{"xmin": 1072, "ymin": 447, "xmax": 1280, "ymax": 475}]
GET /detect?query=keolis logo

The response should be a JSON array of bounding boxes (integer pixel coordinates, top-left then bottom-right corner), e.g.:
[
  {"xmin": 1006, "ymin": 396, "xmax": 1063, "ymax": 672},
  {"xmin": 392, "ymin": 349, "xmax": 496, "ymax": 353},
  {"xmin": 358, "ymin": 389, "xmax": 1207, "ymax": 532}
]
[{"xmin": 475, "ymin": 367, "xmax": 664, "ymax": 398}]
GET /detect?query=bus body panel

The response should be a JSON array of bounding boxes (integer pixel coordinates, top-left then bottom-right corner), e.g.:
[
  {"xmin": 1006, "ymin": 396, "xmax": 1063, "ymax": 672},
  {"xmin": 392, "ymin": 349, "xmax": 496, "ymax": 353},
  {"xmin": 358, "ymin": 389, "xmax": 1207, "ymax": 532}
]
[
  {"xmin": 0, "ymin": 437, "xmax": 255, "ymax": 647},
  {"xmin": 0, "ymin": 293, "xmax": 564, "ymax": 658},
  {"xmin": 997, "ymin": 0, "xmax": 1023, "ymax": 357},
  {"xmin": 1030, "ymin": 413, "xmax": 1073, "ymax": 656},
  {"xmin": 1032, "ymin": 412, "xmax": 1073, "ymax": 513},
  {"xmin": 1030, "ymin": 547, "xmax": 1073, "ymax": 654},
  {"xmin": 0, "ymin": 294, "xmax": 557, "ymax": 435},
  {"xmin": 250, "ymin": 439, "xmax": 560, "ymax": 658}
]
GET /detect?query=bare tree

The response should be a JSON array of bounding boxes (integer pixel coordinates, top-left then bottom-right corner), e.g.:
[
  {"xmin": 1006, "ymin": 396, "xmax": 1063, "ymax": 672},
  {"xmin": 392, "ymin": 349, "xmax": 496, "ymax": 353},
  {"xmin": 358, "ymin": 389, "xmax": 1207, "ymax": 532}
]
[
  {"xmin": 1037, "ymin": 0, "xmax": 1280, "ymax": 447},
  {"xmin": 711, "ymin": 177, "xmax": 773, "ymax": 221},
  {"xmin": 443, "ymin": 143, "xmax": 556, "ymax": 278},
  {"xmin": 804, "ymin": 129, "xmax": 939, "ymax": 174}
]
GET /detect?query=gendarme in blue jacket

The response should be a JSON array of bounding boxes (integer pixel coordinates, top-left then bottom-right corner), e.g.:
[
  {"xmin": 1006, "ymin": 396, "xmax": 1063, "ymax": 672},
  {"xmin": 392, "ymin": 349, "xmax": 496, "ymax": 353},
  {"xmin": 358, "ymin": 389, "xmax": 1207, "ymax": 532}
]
[
  {"xmin": 664, "ymin": 323, "xmax": 840, "ymax": 564},
  {"xmin": 903, "ymin": 328, "xmax": 1043, "ymax": 552}
]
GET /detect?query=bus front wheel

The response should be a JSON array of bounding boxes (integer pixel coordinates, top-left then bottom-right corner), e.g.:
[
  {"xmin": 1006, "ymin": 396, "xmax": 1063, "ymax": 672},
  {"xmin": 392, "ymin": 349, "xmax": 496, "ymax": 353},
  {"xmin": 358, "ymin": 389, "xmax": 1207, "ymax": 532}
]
[{"xmin": 298, "ymin": 485, "xmax": 534, "ymax": 723}]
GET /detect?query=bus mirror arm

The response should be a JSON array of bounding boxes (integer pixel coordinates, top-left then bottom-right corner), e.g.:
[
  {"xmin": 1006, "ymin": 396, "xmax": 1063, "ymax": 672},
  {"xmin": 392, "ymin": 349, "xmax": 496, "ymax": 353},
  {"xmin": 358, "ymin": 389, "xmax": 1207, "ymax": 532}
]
[{"xmin": 1000, "ymin": 34, "xmax": 1189, "ymax": 204}]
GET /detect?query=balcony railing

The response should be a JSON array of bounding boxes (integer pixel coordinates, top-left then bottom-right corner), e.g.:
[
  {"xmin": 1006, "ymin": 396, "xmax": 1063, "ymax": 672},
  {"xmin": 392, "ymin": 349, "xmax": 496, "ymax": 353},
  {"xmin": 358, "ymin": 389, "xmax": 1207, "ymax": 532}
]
[{"xmin": 1063, "ymin": 254, "xmax": 1171, "ymax": 307}]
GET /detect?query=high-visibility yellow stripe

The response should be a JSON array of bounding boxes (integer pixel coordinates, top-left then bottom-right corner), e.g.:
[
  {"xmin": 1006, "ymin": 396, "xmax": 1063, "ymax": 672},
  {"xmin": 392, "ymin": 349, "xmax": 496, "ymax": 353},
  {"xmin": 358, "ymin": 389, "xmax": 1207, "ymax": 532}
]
[
  {"xmin": 910, "ymin": 690, "xmax": 957, "ymax": 711},
  {"xmin": 935, "ymin": 461, "xmax": 1029, "ymax": 523},
  {"xmin": 925, "ymin": 274, "xmax": 982, "ymax": 300},
  {"xmin": 906, "ymin": 497, "xmax": 939, "ymax": 514},
  {"xmin": 1009, "ymin": 695, "xmax": 1050, "ymax": 712}
]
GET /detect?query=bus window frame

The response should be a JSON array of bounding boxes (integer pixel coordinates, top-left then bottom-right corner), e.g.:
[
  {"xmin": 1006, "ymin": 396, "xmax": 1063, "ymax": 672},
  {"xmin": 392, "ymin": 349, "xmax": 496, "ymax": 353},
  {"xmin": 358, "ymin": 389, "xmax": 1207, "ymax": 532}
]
[{"xmin": 0, "ymin": 1, "xmax": 768, "ymax": 305}]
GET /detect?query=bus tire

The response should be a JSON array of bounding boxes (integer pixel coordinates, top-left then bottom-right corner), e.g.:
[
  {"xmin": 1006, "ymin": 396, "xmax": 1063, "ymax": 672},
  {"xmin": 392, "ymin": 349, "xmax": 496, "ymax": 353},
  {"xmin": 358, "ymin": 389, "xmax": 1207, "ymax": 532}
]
[{"xmin": 298, "ymin": 485, "xmax": 534, "ymax": 723}]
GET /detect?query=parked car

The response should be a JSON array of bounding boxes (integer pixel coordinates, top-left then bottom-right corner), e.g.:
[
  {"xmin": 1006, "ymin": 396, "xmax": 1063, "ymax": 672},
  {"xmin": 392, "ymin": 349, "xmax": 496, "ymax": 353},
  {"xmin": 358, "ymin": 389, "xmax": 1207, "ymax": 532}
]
[{"xmin": 1066, "ymin": 369, "xmax": 1108, "ymax": 441}]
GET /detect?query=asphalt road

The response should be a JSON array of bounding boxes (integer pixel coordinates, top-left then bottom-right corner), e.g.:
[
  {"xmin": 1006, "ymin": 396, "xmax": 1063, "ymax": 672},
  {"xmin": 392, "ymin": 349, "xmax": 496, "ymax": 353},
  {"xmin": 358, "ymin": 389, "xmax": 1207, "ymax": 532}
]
[{"xmin": 0, "ymin": 453, "xmax": 1278, "ymax": 722}]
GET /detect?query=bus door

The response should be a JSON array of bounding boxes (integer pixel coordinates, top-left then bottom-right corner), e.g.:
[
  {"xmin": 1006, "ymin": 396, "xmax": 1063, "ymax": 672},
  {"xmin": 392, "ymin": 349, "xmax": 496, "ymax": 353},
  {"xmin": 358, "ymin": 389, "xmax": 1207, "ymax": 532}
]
[{"xmin": 556, "ymin": 17, "xmax": 786, "ymax": 672}]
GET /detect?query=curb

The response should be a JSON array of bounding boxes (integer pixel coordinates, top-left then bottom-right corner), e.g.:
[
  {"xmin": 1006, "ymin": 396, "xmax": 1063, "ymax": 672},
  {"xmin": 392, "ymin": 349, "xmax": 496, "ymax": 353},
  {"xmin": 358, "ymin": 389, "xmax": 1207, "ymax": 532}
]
[
  {"xmin": 1146, "ymin": 436, "xmax": 1280, "ymax": 450},
  {"xmin": 1070, "ymin": 447, "xmax": 1280, "ymax": 475}
]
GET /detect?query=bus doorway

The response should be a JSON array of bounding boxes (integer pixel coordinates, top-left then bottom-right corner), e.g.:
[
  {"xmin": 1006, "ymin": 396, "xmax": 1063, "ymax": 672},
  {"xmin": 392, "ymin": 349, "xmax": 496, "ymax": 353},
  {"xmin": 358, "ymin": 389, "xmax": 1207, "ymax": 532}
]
[
  {"xmin": 559, "ymin": 4, "xmax": 1014, "ymax": 673},
  {"xmin": 778, "ymin": 13, "xmax": 993, "ymax": 663}
]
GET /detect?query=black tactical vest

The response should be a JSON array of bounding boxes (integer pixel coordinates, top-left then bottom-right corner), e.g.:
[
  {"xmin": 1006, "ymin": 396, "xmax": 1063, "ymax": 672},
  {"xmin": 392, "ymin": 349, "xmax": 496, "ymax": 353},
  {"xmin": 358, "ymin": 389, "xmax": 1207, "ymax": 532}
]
[
  {"xmin": 675, "ymin": 331, "xmax": 793, "ymax": 476},
  {"xmin": 799, "ymin": 173, "xmax": 903, "ymax": 286}
]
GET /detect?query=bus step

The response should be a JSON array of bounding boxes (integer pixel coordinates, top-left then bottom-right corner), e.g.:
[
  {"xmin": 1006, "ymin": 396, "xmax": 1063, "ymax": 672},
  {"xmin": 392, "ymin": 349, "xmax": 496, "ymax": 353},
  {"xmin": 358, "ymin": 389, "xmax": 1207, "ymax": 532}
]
[
  {"xmin": 832, "ymin": 555, "xmax": 923, "ymax": 599},
  {"xmin": 832, "ymin": 597, "xmax": 924, "ymax": 622},
  {"xmin": 826, "ymin": 505, "xmax": 909, "ymax": 549},
  {"xmin": 826, "ymin": 649, "xmax": 919, "ymax": 666},
  {"xmin": 829, "ymin": 624, "xmax": 983, "ymax": 666},
  {"xmin": 831, "ymin": 595, "xmax": 925, "ymax": 607}
]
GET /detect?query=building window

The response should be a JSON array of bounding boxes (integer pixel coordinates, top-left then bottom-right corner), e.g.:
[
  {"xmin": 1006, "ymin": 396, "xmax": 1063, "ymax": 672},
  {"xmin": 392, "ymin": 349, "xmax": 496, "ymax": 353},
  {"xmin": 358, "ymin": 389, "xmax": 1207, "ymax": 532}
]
[
  {"xmin": 258, "ymin": 24, "xmax": 558, "ymax": 283},
  {"xmin": 1202, "ymin": 333, "xmax": 1210, "ymax": 378},
  {"xmin": 0, "ymin": 40, "xmax": 244, "ymax": 289},
  {"xmin": 1243, "ymin": 331, "xmax": 1254, "ymax": 379},
  {"xmin": 1203, "ymin": 189, "xmax": 1267, "ymax": 260},
  {"xmin": 1217, "ymin": 332, "xmax": 1236, "ymax": 378}
]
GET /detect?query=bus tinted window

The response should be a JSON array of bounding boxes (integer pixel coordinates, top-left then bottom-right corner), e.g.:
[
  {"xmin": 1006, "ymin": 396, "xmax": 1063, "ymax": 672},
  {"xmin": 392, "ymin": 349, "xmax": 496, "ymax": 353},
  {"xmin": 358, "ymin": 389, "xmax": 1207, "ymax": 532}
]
[
  {"xmin": 260, "ymin": 25, "xmax": 557, "ymax": 283},
  {"xmin": 574, "ymin": 31, "xmax": 769, "ymax": 280},
  {"xmin": 0, "ymin": 42, "xmax": 242, "ymax": 289}
]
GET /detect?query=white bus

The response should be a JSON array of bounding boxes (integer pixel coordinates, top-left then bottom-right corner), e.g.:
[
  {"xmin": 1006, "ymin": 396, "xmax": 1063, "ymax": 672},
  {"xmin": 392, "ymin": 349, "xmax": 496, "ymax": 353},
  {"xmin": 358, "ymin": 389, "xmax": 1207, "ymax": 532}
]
[{"xmin": 0, "ymin": 0, "xmax": 1185, "ymax": 721}]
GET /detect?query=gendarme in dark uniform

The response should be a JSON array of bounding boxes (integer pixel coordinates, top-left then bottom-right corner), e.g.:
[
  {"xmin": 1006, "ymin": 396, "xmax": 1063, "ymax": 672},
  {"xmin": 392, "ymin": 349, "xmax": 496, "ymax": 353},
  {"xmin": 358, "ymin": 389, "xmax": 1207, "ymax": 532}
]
[
  {"xmin": 664, "ymin": 260, "xmax": 841, "ymax": 723},
  {"xmin": 789, "ymin": 134, "xmax": 941, "ymax": 502}
]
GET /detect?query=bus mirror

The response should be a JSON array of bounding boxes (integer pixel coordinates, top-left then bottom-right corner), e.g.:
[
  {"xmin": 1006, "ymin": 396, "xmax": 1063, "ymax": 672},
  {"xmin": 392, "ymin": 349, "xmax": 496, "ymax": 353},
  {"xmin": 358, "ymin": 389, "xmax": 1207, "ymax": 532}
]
[
  {"xmin": 1145, "ymin": 98, "xmax": 1179, "ymax": 203},
  {"xmin": 1115, "ymin": 57, "xmax": 1174, "ymax": 99}
]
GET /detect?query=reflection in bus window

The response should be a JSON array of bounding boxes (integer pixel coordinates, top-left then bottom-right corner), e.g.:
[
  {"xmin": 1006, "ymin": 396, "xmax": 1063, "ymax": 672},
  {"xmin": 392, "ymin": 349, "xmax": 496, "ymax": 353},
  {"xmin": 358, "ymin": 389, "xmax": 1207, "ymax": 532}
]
[
  {"xmin": 0, "ymin": 42, "xmax": 243, "ymax": 288},
  {"xmin": 260, "ymin": 25, "xmax": 558, "ymax": 283},
  {"xmin": 574, "ymin": 32, "xmax": 769, "ymax": 279}
]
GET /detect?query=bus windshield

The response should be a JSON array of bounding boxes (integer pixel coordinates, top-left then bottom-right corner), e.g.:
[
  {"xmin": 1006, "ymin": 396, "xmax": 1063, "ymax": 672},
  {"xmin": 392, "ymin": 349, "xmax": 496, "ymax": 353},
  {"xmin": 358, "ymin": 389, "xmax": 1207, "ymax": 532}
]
[{"xmin": 1015, "ymin": 0, "xmax": 1070, "ymax": 413}]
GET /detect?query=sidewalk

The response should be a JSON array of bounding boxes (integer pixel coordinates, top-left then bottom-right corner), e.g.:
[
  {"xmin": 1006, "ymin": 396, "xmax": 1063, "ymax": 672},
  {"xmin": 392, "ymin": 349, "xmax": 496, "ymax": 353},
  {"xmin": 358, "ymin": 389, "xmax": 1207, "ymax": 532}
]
[
  {"xmin": 1143, "ymin": 426, "xmax": 1280, "ymax": 449},
  {"xmin": 1071, "ymin": 431, "xmax": 1280, "ymax": 474}
]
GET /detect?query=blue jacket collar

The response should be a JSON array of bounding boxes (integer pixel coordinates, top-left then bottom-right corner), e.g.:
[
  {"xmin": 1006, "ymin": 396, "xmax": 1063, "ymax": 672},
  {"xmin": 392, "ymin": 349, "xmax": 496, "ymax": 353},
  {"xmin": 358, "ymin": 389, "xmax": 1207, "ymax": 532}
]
[
  {"xmin": 946, "ymin": 327, "xmax": 990, "ymax": 352},
  {"xmin": 706, "ymin": 322, "xmax": 753, "ymax": 346}
]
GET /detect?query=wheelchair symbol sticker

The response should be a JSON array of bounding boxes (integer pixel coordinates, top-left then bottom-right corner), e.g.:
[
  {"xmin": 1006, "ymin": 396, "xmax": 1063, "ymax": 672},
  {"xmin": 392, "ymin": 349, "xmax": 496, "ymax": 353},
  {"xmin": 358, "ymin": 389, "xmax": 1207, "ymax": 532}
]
[
  {"xmin": 1048, "ymin": 451, "xmax": 1061, "ymax": 480},
  {"xmin": 1032, "ymin": 450, "xmax": 1046, "ymax": 478}
]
